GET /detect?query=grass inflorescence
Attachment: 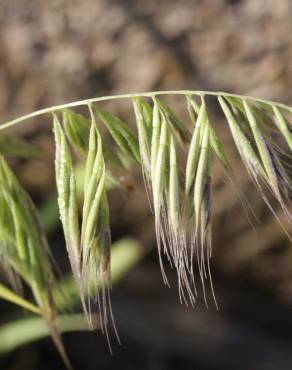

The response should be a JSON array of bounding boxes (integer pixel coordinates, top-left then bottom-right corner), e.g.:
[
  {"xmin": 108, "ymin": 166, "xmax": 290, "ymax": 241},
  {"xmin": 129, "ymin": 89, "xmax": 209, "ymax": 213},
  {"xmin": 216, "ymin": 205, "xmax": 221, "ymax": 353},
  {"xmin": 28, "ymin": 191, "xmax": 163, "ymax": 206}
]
[{"xmin": 0, "ymin": 90, "xmax": 292, "ymax": 363}]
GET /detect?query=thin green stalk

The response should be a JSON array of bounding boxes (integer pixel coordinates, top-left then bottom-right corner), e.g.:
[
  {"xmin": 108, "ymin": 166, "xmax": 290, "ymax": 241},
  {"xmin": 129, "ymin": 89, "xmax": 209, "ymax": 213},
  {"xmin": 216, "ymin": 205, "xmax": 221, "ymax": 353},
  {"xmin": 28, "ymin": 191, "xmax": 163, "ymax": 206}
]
[
  {"xmin": 1, "ymin": 91, "xmax": 291, "ymax": 131},
  {"xmin": 0, "ymin": 283, "xmax": 42, "ymax": 315}
]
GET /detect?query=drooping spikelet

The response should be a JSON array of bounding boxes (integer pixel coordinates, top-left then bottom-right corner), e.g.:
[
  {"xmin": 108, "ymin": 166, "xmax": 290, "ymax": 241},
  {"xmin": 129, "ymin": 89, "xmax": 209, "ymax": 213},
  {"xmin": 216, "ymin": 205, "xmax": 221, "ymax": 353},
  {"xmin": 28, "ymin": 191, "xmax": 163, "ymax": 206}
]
[
  {"xmin": 81, "ymin": 105, "xmax": 119, "ymax": 349},
  {"xmin": 0, "ymin": 155, "xmax": 71, "ymax": 368},
  {"xmin": 132, "ymin": 97, "xmax": 152, "ymax": 184},
  {"xmin": 0, "ymin": 156, "xmax": 54, "ymax": 309},
  {"xmin": 192, "ymin": 120, "xmax": 214, "ymax": 305},
  {"xmin": 95, "ymin": 106, "xmax": 140, "ymax": 163},
  {"xmin": 184, "ymin": 96, "xmax": 218, "ymax": 306},
  {"xmin": 53, "ymin": 115, "xmax": 81, "ymax": 289},
  {"xmin": 62, "ymin": 109, "xmax": 91, "ymax": 156},
  {"xmin": 185, "ymin": 97, "xmax": 208, "ymax": 201},
  {"xmin": 151, "ymin": 102, "xmax": 170, "ymax": 283},
  {"xmin": 53, "ymin": 106, "xmax": 119, "ymax": 350},
  {"xmin": 273, "ymin": 105, "xmax": 292, "ymax": 151},
  {"xmin": 219, "ymin": 95, "xmax": 292, "ymax": 234},
  {"xmin": 140, "ymin": 97, "xmax": 195, "ymax": 304}
]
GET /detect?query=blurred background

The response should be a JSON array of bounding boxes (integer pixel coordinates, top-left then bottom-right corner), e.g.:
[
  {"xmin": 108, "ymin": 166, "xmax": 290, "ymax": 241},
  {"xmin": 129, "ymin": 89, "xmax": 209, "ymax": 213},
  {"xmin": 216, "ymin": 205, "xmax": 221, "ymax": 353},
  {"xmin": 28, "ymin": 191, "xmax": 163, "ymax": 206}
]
[{"xmin": 1, "ymin": 0, "xmax": 292, "ymax": 369}]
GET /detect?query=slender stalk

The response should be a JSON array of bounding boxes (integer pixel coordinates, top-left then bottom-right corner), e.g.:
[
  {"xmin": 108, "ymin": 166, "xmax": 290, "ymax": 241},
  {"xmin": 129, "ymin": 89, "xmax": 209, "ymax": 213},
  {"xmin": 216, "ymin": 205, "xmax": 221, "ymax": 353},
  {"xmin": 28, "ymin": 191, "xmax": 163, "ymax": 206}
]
[
  {"xmin": 0, "ymin": 283, "xmax": 42, "ymax": 315},
  {"xmin": 1, "ymin": 91, "xmax": 291, "ymax": 131}
]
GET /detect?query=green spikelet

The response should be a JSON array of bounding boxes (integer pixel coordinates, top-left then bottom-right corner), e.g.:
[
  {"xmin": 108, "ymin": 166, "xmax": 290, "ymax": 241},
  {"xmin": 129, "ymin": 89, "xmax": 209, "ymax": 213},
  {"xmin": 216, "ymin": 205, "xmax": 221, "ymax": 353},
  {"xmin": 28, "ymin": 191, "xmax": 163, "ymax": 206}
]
[
  {"xmin": 80, "ymin": 105, "xmax": 119, "ymax": 349},
  {"xmin": 185, "ymin": 98, "xmax": 208, "ymax": 196},
  {"xmin": 53, "ymin": 115, "xmax": 81, "ymax": 286},
  {"xmin": 0, "ymin": 155, "xmax": 72, "ymax": 368},
  {"xmin": 62, "ymin": 109, "xmax": 91, "ymax": 156},
  {"xmin": 132, "ymin": 98, "xmax": 152, "ymax": 181},
  {"xmin": 95, "ymin": 107, "xmax": 140, "ymax": 163},
  {"xmin": 0, "ymin": 156, "xmax": 53, "ymax": 309}
]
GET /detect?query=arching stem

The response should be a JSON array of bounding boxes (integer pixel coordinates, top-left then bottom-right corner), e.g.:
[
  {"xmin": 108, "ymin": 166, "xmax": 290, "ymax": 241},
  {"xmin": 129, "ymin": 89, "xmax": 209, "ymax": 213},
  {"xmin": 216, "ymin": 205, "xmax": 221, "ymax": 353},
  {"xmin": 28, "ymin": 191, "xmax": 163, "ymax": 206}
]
[{"xmin": 1, "ymin": 91, "xmax": 291, "ymax": 131}]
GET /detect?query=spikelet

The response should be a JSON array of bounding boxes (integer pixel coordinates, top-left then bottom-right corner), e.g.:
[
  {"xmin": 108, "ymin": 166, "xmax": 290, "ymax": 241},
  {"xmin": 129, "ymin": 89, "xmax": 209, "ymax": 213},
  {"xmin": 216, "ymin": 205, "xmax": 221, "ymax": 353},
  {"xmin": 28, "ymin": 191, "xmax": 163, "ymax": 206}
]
[
  {"xmin": 185, "ymin": 97, "xmax": 208, "ymax": 197},
  {"xmin": 243, "ymin": 101, "xmax": 286, "ymax": 207},
  {"xmin": 132, "ymin": 97, "xmax": 152, "ymax": 182},
  {"xmin": 0, "ymin": 155, "xmax": 72, "ymax": 368},
  {"xmin": 273, "ymin": 105, "xmax": 292, "ymax": 151},
  {"xmin": 0, "ymin": 156, "xmax": 53, "ymax": 308},
  {"xmin": 192, "ymin": 120, "xmax": 215, "ymax": 306},
  {"xmin": 219, "ymin": 96, "xmax": 267, "ymax": 182},
  {"xmin": 80, "ymin": 105, "xmax": 119, "ymax": 350},
  {"xmin": 147, "ymin": 98, "xmax": 195, "ymax": 304},
  {"xmin": 219, "ymin": 96, "xmax": 292, "ymax": 237},
  {"xmin": 133, "ymin": 97, "xmax": 184, "ymax": 279},
  {"xmin": 53, "ymin": 115, "xmax": 81, "ymax": 288},
  {"xmin": 62, "ymin": 109, "xmax": 91, "ymax": 156},
  {"xmin": 187, "ymin": 96, "xmax": 233, "ymax": 175},
  {"xmin": 168, "ymin": 134, "xmax": 195, "ymax": 305},
  {"xmin": 151, "ymin": 103, "xmax": 170, "ymax": 284},
  {"xmin": 95, "ymin": 107, "xmax": 140, "ymax": 163},
  {"xmin": 154, "ymin": 97, "xmax": 189, "ymax": 145}
]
